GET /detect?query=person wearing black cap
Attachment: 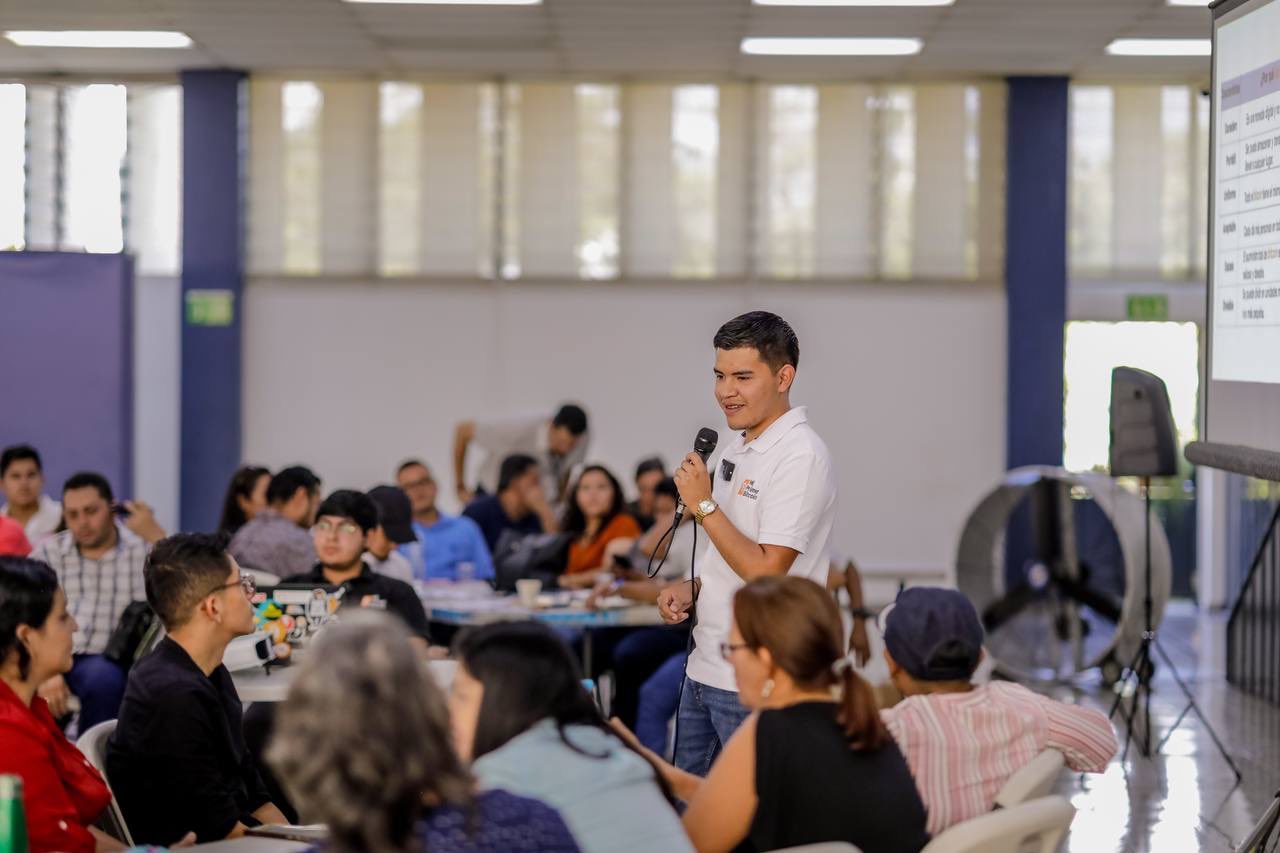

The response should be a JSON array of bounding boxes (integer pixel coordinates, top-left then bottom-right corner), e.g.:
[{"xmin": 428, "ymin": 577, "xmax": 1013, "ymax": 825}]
[
  {"xmin": 879, "ymin": 587, "xmax": 1117, "ymax": 836},
  {"xmin": 364, "ymin": 485, "xmax": 416, "ymax": 584}
]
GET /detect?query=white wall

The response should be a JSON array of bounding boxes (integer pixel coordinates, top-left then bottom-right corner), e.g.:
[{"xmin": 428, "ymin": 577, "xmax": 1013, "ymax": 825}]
[
  {"xmin": 243, "ymin": 278, "xmax": 1006, "ymax": 580},
  {"xmin": 133, "ymin": 274, "xmax": 181, "ymax": 533}
]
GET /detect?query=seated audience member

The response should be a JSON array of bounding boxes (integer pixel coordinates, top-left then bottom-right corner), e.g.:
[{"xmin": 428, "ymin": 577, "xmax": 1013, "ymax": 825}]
[
  {"xmin": 228, "ymin": 465, "xmax": 321, "ymax": 579},
  {"xmin": 30, "ymin": 472, "xmax": 165, "ymax": 731},
  {"xmin": 453, "ymin": 404, "xmax": 590, "ymax": 506},
  {"xmin": 217, "ymin": 465, "xmax": 271, "ymax": 536},
  {"xmin": 559, "ymin": 466, "xmax": 641, "ymax": 588},
  {"xmin": 1, "ymin": 444, "xmax": 63, "ymax": 547},
  {"xmin": 879, "ymin": 587, "xmax": 1118, "ymax": 835},
  {"xmin": 282, "ymin": 489, "xmax": 432, "ymax": 650},
  {"xmin": 364, "ymin": 485, "xmax": 417, "ymax": 584},
  {"xmin": 450, "ymin": 621, "xmax": 692, "ymax": 853},
  {"xmin": 108, "ymin": 533, "xmax": 288, "ymax": 845},
  {"xmin": 396, "ymin": 460, "xmax": 493, "ymax": 582},
  {"xmin": 267, "ymin": 614, "xmax": 581, "ymax": 853},
  {"xmin": 0, "ymin": 556, "xmax": 130, "ymax": 853},
  {"xmin": 463, "ymin": 454, "xmax": 556, "ymax": 553},
  {"xmin": 619, "ymin": 576, "xmax": 929, "ymax": 853},
  {"xmin": 0, "ymin": 515, "xmax": 31, "ymax": 557},
  {"xmin": 625, "ymin": 457, "xmax": 665, "ymax": 533}
]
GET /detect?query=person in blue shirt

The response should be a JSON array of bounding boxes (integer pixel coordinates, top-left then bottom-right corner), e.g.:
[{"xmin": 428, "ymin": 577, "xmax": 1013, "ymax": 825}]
[
  {"xmin": 463, "ymin": 454, "xmax": 558, "ymax": 553},
  {"xmin": 395, "ymin": 459, "xmax": 494, "ymax": 581}
]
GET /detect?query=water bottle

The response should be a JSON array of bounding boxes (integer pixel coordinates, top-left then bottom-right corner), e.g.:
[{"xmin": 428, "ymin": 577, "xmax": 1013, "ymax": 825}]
[
  {"xmin": 0, "ymin": 774, "xmax": 28, "ymax": 853},
  {"xmin": 456, "ymin": 561, "xmax": 475, "ymax": 584}
]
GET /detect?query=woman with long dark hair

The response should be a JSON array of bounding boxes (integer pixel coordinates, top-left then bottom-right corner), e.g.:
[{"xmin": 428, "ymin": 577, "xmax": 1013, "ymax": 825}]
[
  {"xmin": 615, "ymin": 575, "xmax": 930, "ymax": 853},
  {"xmin": 0, "ymin": 556, "xmax": 132, "ymax": 852},
  {"xmin": 216, "ymin": 466, "xmax": 270, "ymax": 536},
  {"xmin": 449, "ymin": 621, "xmax": 691, "ymax": 853},
  {"xmin": 558, "ymin": 466, "xmax": 639, "ymax": 588}
]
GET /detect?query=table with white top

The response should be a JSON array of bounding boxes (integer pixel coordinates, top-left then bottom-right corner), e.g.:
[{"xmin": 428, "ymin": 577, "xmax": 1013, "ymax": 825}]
[
  {"xmin": 233, "ymin": 656, "xmax": 458, "ymax": 703},
  {"xmin": 417, "ymin": 581, "xmax": 666, "ymax": 673}
]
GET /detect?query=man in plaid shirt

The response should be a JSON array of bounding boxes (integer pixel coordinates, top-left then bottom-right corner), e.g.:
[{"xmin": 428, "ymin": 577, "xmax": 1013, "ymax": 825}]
[{"xmin": 30, "ymin": 471, "xmax": 166, "ymax": 731}]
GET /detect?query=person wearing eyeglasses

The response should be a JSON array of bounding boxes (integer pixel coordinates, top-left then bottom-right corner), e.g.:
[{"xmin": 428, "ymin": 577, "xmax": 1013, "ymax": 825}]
[
  {"xmin": 107, "ymin": 532, "xmax": 289, "ymax": 846},
  {"xmin": 281, "ymin": 489, "xmax": 433, "ymax": 654}
]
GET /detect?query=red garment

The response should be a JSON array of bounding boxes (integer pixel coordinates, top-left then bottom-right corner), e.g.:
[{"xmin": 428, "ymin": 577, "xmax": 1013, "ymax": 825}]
[
  {"xmin": 0, "ymin": 679, "xmax": 112, "ymax": 853},
  {"xmin": 565, "ymin": 514, "xmax": 641, "ymax": 575}
]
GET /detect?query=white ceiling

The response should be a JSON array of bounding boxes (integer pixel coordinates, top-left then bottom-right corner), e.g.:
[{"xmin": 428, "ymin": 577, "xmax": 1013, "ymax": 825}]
[{"xmin": 0, "ymin": 0, "xmax": 1213, "ymax": 81}]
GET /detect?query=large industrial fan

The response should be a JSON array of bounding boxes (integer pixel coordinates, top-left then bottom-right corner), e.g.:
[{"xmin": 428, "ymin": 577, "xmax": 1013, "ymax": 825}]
[{"xmin": 954, "ymin": 466, "xmax": 1171, "ymax": 684}]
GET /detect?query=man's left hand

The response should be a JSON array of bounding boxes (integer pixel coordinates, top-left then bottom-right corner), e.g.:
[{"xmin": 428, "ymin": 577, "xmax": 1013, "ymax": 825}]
[{"xmin": 673, "ymin": 452, "xmax": 712, "ymax": 512}]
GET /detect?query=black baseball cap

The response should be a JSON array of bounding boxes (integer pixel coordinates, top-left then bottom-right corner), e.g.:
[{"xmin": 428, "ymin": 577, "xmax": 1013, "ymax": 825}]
[
  {"xmin": 883, "ymin": 587, "xmax": 985, "ymax": 682},
  {"xmin": 366, "ymin": 485, "xmax": 416, "ymax": 545}
]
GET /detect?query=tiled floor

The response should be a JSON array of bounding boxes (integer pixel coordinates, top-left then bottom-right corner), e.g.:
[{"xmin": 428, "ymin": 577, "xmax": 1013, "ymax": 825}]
[{"xmin": 1046, "ymin": 602, "xmax": 1279, "ymax": 852}]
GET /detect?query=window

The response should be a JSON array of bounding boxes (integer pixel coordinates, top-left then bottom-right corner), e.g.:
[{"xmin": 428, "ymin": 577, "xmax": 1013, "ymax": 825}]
[
  {"xmin": 378, "ymin": 82, "xmax": 422, "ymax": 277},
  {"xmin": 0, "ymin": 85, "xmax": 24, "ymax": 251},
  {"xmin": 764, "ymin": 86, "xmax": 818, "ymax": 278},
  {"xmin": 878, "ymin": 87, "xmax": 915, "ymax": 280},
  {"xmin": 672, "ymin": 85, "xmax": 718, "ymax": 278},
  {"xmin": 63, "ymin": 84, "xmax": 127, "ymax": 254},
  {"xmin": 576, "ymin": 85, "xmax": 620, "ymax": 280},
  {"xmin": 282, "ymin": 82, "xmax": 322, "ymax": 275},
  {"xmin": 1070, "ymin": 86, "xmax": 1114, "ymax": 275}
]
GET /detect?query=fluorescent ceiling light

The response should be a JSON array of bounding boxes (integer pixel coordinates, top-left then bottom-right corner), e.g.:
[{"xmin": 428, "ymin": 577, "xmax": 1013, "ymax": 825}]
[
  {"xmin": 4, "ymin": 30, "xmax": 192, "ymax": 48},
  {"xmin": 754, "ymin": 0, "xmax": 951, "ymax": 5},
  {"xmin": 742, "ymin": 37, "xmax": 922, "ymax": 56},
  {"xmin": 344, "ymin": 0, "xmax": 540, "ymax": 4},
  {"xmin": 1105, "ymin": 38, "xmax": 1211, "ymax": 56},
  {"xmin": 1166, "ymin": 0, "xmax": 1210, "ymax": 6}
]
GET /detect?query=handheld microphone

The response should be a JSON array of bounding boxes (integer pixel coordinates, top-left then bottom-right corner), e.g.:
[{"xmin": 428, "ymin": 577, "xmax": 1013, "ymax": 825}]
[{"xmin": 674, "ymin": 427, "xmax": 720, "ymax": 522}]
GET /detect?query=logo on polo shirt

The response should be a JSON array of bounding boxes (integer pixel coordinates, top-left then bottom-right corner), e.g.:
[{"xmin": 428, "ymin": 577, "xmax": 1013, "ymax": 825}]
[{"xmin": 738, "ymin": 480, "xmax": 760, "ymax": 500}]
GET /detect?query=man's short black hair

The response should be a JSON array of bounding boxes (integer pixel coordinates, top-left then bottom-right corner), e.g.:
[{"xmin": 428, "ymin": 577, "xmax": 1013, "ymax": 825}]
[
  {"xmin": 498, "ymin": 454, "xmax": 539, "ymax": 493},
  {"xmin": 634, "ymin": 457, "xmax": 665, "ymax": 481},
  {"xmin": 654, "ymin": 477, "xmax": 679, "ymax": 501},
  {"xmin": 397, "ymin": 459, "xmax": 428, "ymax": 477},
  {"xmin": 713, "ymin": 311, "xmax": 800, "ymax": 373},
  {"xmin": 1, "ymin": 445, "xmax": 42, "ymax": 478},
  {"xmin": 315, "ymin": 489, "xmax": 378, "ymax": 534},
  {"xmin": 552, "ymin": 404, "xmax": 589, "ymax": 437},
  {"xmin": 145, "ymin": 532, "xmax": 235, "ymax": 630},
  {"xmin": 62, "ymin": 471, "xmax": 113, "ymax": 503},
  {"xmin": 266, "ymin": 466, "xmax": 321, "ymax": 506}
]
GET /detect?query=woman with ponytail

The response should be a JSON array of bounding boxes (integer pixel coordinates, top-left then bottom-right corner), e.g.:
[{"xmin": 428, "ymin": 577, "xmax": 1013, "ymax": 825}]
[{"xmin": 612, "ymin": 575, "xmax": 929, "ymax": 853}]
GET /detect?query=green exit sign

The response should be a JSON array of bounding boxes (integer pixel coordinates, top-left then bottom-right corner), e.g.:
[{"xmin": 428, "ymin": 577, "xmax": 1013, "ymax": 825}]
[
  {"xmin": 185, "ymin": 289, "xmax": 235, "ymax": 327},
  {"xmin": 1126, "ymin": 294, "xmax": 1169, "ymax": 322}
]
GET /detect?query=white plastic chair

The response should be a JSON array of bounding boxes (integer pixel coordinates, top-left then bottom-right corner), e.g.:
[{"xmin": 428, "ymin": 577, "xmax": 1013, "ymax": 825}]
[
  {"xmin": 768, "ymin": 844, "xmax": 862, "ymax": 853},
  {"xmin": 921, "ymin": 796, "xmax": 1075, "ymax": 853},
  {"xmin": 994, "ymin": 749, "xmax": 1066, "ymax": 808},
  {"xmin": 76, "ymin": 720, "xmax": 134, "ymax": 847}
]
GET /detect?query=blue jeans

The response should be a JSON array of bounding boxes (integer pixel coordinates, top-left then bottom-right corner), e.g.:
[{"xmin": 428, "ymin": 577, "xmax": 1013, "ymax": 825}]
[
  {"xmin": 636, "ymin": 652, "xmax": 687, "ymax": 756},
  {"xmin": 63, "ymin": 654, "xmax": 127, "ymax": 732},
  {"xmin": 673, "ymin": 677, "xmax": 750, "ymax": 777}
]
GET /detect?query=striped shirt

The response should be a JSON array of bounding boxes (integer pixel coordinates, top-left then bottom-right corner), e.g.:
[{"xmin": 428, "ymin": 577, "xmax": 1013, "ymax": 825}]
[
  {"xmin": 882, "ymin": 681, "xmax": 1117, "ymax": 836},
  {"xmin": 31, "ymin": 526, "xmax": 150, "ymax": 656}
]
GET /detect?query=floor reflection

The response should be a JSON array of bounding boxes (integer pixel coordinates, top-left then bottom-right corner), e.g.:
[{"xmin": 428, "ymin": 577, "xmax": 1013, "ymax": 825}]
[{"xmin": 1048, "ymin": 603, "xmax": 1278, "ymax": 852}]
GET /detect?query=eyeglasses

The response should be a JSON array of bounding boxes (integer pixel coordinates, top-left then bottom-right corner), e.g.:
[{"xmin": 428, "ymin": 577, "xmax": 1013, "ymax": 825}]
[
  {"xmin": 312, "ymin": 519, "xmax": 362, "ymax": 537},
  {"xmin": 204, "ymin": 573, "xmax": 255, "ymax": 600},
  {"xmin": 719, "ymin": 642, "xmax": 751, "ymax": 661}
]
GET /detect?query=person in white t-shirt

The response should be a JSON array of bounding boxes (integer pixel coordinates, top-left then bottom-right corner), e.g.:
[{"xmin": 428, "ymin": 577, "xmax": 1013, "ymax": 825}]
[
  {"xmin": 657, "ymin": 311, "xmax": 838, "ymax": 776},
  {"xmin": 1, "ymin": 444, "xmax": 63, "ymax": 548}
]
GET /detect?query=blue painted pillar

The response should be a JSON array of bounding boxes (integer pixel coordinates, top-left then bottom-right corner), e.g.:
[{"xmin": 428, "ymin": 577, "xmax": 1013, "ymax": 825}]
[
  {"xmin": 1006, "ymin": 77, "xmax": 1069, "ymax": 469},
  {"xmin": 180, "ymin": 70, "xmax": 245, "ymax": 531}
]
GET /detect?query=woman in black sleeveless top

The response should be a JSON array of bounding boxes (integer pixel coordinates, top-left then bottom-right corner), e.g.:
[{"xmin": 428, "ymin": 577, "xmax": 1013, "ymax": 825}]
[{"xmin": 613, "ymin": 575, "xmax": 929, "ymax": 853}]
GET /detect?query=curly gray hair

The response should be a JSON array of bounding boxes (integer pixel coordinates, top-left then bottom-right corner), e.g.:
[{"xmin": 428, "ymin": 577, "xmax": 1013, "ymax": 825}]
[{"xmin": 266, "ymin": 612, "xmax": 473, "ymax": 853}]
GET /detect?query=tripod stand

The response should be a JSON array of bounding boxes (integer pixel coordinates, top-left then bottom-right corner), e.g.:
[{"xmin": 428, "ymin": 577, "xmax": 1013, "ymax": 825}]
[{"xmin": 1107, "ymin": 477, "xmax": 1242, "ymax": 779}]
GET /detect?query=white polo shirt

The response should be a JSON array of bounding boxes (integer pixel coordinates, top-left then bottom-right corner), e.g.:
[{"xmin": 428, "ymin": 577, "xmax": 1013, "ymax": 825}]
[{"xmin": 685, "ymin": 406, "xmax": 838, "ymax": 692}]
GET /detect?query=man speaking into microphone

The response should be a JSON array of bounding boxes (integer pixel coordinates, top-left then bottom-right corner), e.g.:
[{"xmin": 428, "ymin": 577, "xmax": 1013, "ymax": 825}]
[{"xmin": 659, "ymin": 310, "xmax": 838, "ymax": 776}]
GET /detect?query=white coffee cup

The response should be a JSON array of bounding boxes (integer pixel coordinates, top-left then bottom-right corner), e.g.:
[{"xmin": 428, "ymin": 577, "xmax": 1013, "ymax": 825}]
[{"xmin": 516, "ymin": 578, "xmax": 543, "ymax": 608}]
